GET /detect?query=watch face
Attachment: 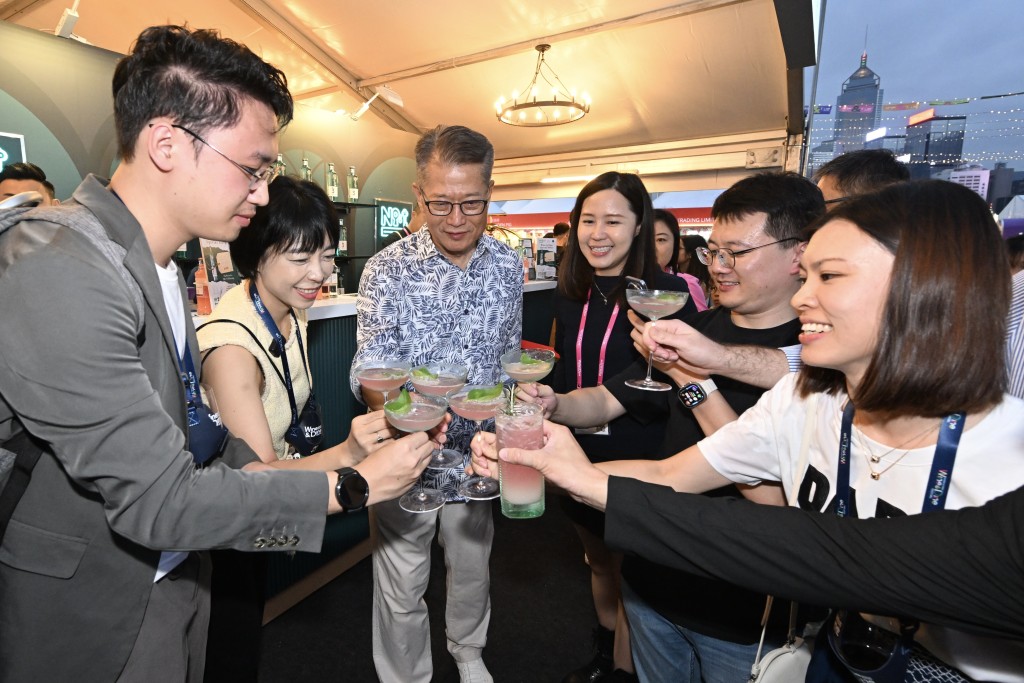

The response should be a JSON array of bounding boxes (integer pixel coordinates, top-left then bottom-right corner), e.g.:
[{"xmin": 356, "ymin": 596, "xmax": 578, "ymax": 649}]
[
  {"xmin": 678, "ymin": 383, "xmax": 708, "ymax": 409},
  {"xmin": 338, "ymin": 469, "xmax": 369, "ymax": 510}
]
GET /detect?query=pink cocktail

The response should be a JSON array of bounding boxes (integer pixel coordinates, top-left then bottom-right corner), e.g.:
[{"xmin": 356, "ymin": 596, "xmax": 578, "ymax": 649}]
[
  {"xmin": 448, "ymin": 392, "xmax": 506, "ymax": 422},
  {"xmin": 354, "ymin": 361, "xmax": 411, "ymax": 399},
  {"xmin": 500, "ymin": 348, "xmax": 555, "ymax": 384},
  {"xmin": 411, "ymin": 363, "xmax": 468, "ymax": 397},
  {"xmin": 450, "ymin": 384, "xmax": 507, "ymax": 501},
  {"xmin": 496, "ymin": 403, "xmax": 545, "ymax": 518},
  {"xmin": 385, "ymin": 399, "xmax": 447, "ymax": 433}
]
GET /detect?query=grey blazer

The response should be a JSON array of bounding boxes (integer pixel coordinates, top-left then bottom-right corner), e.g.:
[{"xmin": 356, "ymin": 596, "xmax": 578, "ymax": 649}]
[{"xmin": 0, "ymin": 176, "xmax": 328, "ymax": 681}]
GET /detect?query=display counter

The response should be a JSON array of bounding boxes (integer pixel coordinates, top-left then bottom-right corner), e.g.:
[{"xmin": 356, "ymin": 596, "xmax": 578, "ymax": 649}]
[{"xmin": 194, "ymin": 279, "xmax": 557, "ymax": 619}]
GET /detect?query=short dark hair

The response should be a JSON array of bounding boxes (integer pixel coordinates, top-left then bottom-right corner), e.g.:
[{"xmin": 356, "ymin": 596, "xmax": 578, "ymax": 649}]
[
  {"xmin": 653, "ymin": 209, "xmax": 681, "ymax": 273},
  {"xmin": 0, "ymin": 162, "xmax": 54, "ymax": 199},
  {"xmin": 813, "ymin": 149, "xmax": 910, "ymax": 198},
  {"xmin": 712, "ymin": 172, "xmax": 825, "ymax": 243},
  {"xmin": 798, "ymin": 180, "xmax": 1009, "ymax": 416},
  {"xmin": 415, "ymin": 125, "xmax": 494, "ymax": 184},
  {"xmin": 558, "ymin": 172, "xmax": 660, "ymax": 303},
  {"xmin": 230, "ymin": 175, "xmax": 338, "ymax": 279},
  {"xmin": 552, "ymin": 222, "xmax": 570, "ymax": 237},
  {"xmin": 112, "ymin": 25, "xmax": 293, "ymax": 161}
]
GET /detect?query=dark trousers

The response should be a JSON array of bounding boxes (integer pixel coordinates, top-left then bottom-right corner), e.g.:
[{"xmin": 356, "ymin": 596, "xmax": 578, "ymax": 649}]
[{"xmin": 203, "ymin": 549, "xmax": 267, "ymax": 682}]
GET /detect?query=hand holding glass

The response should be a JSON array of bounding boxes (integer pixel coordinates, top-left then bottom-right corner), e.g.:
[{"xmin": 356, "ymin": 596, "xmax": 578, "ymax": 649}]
[
  {"xmin": 384, "ymin": 391, "xmax": 449, "ymax": 513},
  {"xmin": 624, "ymin": 290, "xmax": 689, "ymax": 391},
  {"xmin": 496, "ymin": 402, "xmax": 545, "ymax": 519}
]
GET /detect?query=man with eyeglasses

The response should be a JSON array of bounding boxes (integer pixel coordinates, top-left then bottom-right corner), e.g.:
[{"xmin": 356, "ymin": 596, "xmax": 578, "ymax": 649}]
[
  {"xmin": 0, "ymin": 26, "xmax": 437, "ymax": 681},
  {"xmin": 350, "ymin": 125, "xmax": 522, "ymax": 683},
  {"xmin": 503, "ymin": 172, "xmax": 824, "ymax": 682}
]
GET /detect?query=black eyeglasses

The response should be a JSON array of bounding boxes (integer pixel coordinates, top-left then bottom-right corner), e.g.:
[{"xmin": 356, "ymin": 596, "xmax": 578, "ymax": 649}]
[
  {"xmin": 421, "ymin": 198, "xmax": 489, "ymax": 217},
  {"xmin": 824, "ymin": 196, "xmax": 851, "ymax": 205},
  {"xmin": 172, "ymin": 124, "xmax": 273, "ymax": 192},
  {"xmin": 696, "ymin": 237, "xmax": 799, "ymax": 269}
]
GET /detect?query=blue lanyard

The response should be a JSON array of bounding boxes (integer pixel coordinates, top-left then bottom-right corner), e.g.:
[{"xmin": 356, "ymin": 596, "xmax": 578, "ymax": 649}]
[
  {"xmin": 177, "ymin": 340, "xmax": 202, "ymax": 407},
  {"xmin": 248, "ymin": 280, "xmax": 312, "ymax": 425},
  {"xmin": 835, "ymin": 402, "xmax": 965, "ymax": 517}
]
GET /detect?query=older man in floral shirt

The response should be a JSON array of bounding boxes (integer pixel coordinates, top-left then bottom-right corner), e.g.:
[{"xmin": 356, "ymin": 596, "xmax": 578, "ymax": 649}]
[{"xmin": 351, "ymin": 125, "xmax": 522, "ymax": 683}]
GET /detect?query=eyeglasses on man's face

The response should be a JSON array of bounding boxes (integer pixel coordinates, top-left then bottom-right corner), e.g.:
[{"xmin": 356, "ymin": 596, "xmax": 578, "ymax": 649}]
[
  {"xmin": 696, "ymin": 237, "xmax": 800, "ymax": 269},
  {"xmin": 172, "ymin": 124, "xmax": 273, "ymax": 192},
  {"xmin": 420, "ymin": 198, "xmax": 489, "ymax": 217}
]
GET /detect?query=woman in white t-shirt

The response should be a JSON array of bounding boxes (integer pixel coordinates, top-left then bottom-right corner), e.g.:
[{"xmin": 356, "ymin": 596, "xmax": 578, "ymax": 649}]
[{"xmin": 484, "ymin": 180, "xmax": 1024, "ymax": 682}]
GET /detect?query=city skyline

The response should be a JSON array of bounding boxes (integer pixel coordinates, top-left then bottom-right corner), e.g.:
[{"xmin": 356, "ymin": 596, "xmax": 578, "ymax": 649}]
[{"xmin": 804, "ymin": 1, "xmax": 1023, "ymax": 167}]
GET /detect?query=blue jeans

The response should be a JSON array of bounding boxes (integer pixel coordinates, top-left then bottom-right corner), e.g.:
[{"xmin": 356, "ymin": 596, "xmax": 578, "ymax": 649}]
[{"xmin": 622, "ymin": 580, "xmax": 761, "ymax": 683}]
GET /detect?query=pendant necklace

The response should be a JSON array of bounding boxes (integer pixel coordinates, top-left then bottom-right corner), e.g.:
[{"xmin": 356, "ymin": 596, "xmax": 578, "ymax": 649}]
[
  {"xmin": 855, "ymin": 420, "xmax": 938, "ymax": 480},
  {"xmin": 591, "ymin": 279, "xmax": 609, "ymax": 305}
]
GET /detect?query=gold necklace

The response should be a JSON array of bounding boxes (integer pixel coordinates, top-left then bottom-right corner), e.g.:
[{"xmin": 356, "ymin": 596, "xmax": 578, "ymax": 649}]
[
  {"xmin": 591, "ymin": 279, "xmax": 609, "ymax": 305},
  {"xmin": 855, "ymin": 421, "xmax": 938, "ymax": 480}
]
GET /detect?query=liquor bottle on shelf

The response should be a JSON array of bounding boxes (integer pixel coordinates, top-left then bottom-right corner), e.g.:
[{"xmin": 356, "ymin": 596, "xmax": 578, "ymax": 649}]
[
  {"xmin": 270, "ymin": 153, "xmax": 287, "ymax": 181},
  {"xmin": 337, "ymin": 218, "xmax": 349, "ymax": 256},
  {"xmin": 346, "ymin": 165, "xmax": 359, "ymax": 201},
  {"xmin": 300, "ymin": 157, "xmax": 313, "ymax": 183},
  {"xmin": 326, "ymin": 163, "xmax": 339, "ymax": 201},
  {"xmin": 195, "ymin": 260, "xmax": 212, "ymax": 315}
]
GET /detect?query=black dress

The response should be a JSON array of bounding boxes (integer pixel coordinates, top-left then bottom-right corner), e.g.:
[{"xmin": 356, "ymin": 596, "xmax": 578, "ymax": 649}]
[{"xmin": 551, "ymin": 270, "xmax": 696, "ymax": 534}]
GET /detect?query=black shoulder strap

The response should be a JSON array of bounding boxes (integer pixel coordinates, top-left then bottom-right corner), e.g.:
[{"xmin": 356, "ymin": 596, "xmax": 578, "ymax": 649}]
[
  {"xmin": 0, "ymin": 429, "xmax": 47, "ymax": 545},
  {"xmin": 196, "ymin": 319, "xmax": 287, "ymax": 387}
]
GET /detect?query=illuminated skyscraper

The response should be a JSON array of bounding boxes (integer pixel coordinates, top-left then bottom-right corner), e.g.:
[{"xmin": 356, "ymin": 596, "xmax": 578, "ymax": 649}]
[{"xmin": 833, "ymin": 52, "xmax": 883, "ymax": 155}]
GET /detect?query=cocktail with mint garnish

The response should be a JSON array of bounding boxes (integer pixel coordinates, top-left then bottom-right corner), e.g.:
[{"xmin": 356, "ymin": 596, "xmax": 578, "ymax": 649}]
[
  {"xmin": 353, "ymin": 360, "xmax": 411, "ymax": 401},
  {"xmin": 449, "ymin": 384, "xmax": 507, "ymax": 500},
  {"xmin": 500, "ymin": 348, "xmax": 555, "ymax": 388},
  {"xmin": 385, "ymin": 389, "xmax": 449, "ymax": 513},
  {"xmin": 624, "ymin": 289, "xmax": 689, "ymax": 392},
  {"xmin": 411, "ymin": 363, "xmax": 469, "ymax": 469}
]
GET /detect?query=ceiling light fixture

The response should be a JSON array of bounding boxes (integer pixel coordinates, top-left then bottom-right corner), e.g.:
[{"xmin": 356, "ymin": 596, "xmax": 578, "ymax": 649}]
[{"xmin": 495, "ymin": 44, "xmax": 590, "ymax": 127}]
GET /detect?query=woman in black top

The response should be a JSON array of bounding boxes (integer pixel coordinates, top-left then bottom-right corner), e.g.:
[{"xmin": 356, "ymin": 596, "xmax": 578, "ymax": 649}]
[{"xmin": 553, "ymin": 172, "xmax": 695, "ymax": 683}]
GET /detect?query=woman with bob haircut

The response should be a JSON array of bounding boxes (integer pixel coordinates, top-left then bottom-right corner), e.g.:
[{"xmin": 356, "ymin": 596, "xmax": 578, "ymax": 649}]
[
  {"xmin": 487, "ymin": 180, "xmax": 1024, "ymax": 682},
  {"xmin": 552, "ymin": 172, "xmax": 695, "ymax": 683},
  {"xmin": 198, "ymin": 176, "xmax": 436, "ymax": 681}
]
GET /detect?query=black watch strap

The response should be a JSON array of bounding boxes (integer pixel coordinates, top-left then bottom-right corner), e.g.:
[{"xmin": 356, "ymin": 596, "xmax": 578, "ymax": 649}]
[{"xmin": 334, "ymin": 467, "xmax": 369, "ymax": 512}]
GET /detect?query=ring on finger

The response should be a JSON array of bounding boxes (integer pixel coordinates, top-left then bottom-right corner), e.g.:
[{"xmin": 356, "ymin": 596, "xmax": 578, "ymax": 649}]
[{"xmin": 375, "ymin": 432, "xmax": 385, "ymax": 444}]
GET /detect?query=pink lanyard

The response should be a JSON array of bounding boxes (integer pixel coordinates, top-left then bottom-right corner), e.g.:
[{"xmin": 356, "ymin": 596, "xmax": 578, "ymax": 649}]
[{"xmin": 576, "ymin": 288, "xmax": 620, "ymax": 389}]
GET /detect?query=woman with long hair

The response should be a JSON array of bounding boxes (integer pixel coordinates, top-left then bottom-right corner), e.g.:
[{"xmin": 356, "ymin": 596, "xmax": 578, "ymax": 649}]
[
  {"xmin": 554, "ymin": 172, "xmax": 696, "ymax": 682},
  {"xmin": 495, "ymin": 180, "xmax": 1024, "ymax": 682},
  {"xmin": 652, "ymin": 208, "xmax": 708, "ymax": 311}
]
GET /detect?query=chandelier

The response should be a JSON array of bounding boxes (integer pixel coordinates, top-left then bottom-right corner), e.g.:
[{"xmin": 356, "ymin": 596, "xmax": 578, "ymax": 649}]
[{"xmin": 495, "ymin": 44, "xmax": 591, "ymax": 127}]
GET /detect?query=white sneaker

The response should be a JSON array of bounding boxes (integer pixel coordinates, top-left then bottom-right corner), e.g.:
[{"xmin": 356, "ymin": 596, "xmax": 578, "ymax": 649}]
[{"xmin": 456, "ymin": 658, "xmax": 493, "ymax": 683}]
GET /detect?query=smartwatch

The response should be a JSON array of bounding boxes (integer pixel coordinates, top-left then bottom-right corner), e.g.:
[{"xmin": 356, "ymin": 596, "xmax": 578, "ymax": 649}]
[
  {"xmin": 677, "ymin": 378, "xmax": 718, "ymax": 409},
  {"xmin": 334, "ymin": 467, "xmax": 369, "ymax": 512}
]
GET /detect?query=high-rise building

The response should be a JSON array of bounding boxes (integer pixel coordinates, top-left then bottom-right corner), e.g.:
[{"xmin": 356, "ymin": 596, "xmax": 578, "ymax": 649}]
[
  {"xmin": 833, "ymin": 52, "xmax": 883, "ymax": 155},
  {"xmin": 905, "ymin": 111, "xmax": 966, "ymax": 179},
  {"xmin": 949, "ymin": 165, "xmax": 991, "ymax": 200}
]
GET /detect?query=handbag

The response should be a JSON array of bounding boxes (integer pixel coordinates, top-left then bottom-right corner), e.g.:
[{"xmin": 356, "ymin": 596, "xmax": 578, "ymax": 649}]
[
  {"xmin": 748, "ymin": 395, "xmax": 819, "ymax": 682},
  {"xmin": 748, "ymin": 599, "xmax": 813, "ymax": 682}
]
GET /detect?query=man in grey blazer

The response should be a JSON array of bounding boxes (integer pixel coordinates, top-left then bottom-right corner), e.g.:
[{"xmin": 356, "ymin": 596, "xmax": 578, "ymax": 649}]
[{"xmin": 0, "ymin": 26, "xmax": 431, "ymax": 681}]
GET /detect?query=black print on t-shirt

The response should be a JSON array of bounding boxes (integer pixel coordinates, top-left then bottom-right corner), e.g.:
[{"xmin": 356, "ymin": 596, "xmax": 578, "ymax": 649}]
[{"xmin": 796, "ymin": 464, "xmax": 908, "ymax": 519}]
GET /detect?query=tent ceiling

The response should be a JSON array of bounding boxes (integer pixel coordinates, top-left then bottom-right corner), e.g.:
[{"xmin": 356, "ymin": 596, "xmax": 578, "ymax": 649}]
[{"xmin": 1, "ymin": 0, "xmax": 813, "ymax": 167}]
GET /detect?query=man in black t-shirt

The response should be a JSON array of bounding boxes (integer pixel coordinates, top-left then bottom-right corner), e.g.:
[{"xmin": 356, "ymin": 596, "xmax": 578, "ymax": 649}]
[{"xmin": 522, "ymin": 172, "xmax": 824, "ymax": 682}]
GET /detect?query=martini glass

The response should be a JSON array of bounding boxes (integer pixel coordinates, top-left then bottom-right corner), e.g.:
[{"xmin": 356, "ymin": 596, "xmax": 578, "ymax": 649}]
[
  {"xmin": 624, "ymin": 289, "xmax": 690, "ymax": 391},
  {"xmin": 411, "ymin": 362, "xmax": 469, "ymax": 469},
  {"xmin": 384, "ymin": 391, "xmax": 449, "ymax": 513},
  {"xmin": 500, "ymin": 348, "xmax": 555, "ymax": 407},
  {"xmin": 449, "ymin": 384, "xmax": 508, "ymax": 500},
  {"xmin": 353, "ymin": 360, "xmax": 411, "ymax": 402}
]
